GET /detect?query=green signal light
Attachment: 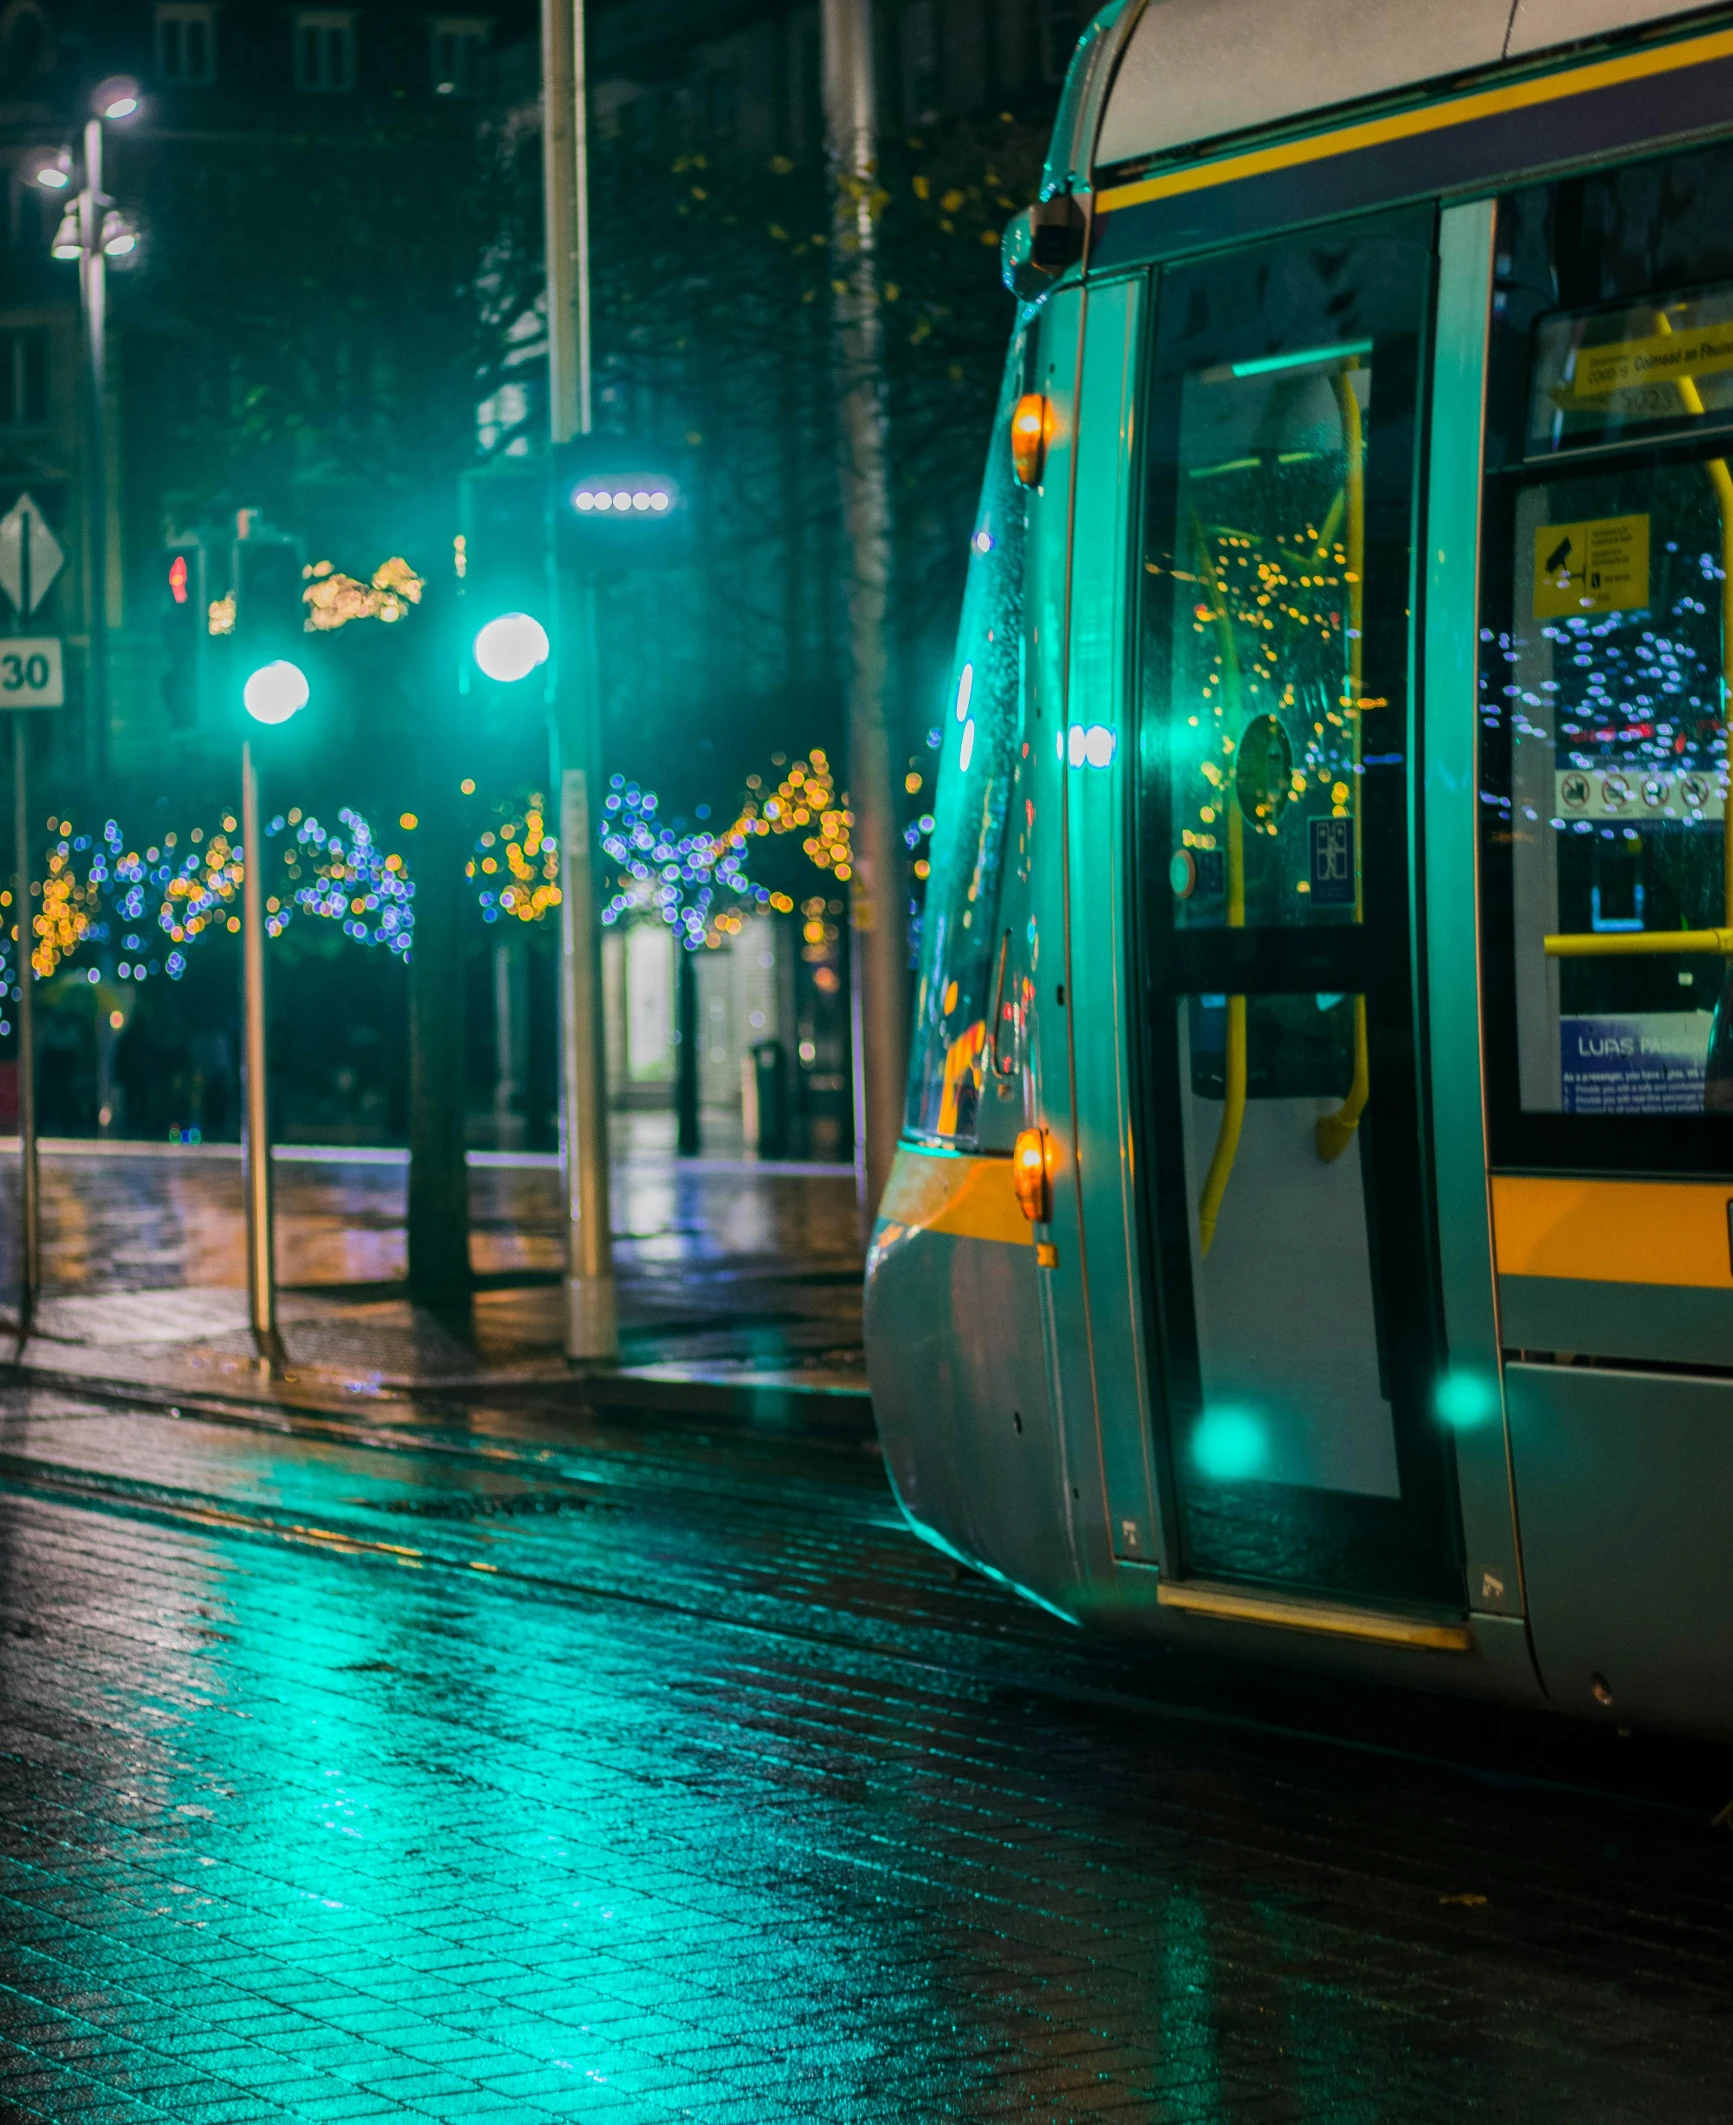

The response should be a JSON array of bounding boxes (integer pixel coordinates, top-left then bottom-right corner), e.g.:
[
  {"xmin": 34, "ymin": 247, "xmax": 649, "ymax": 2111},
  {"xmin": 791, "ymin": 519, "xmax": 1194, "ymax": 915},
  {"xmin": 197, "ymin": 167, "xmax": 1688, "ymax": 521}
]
[
  {"xmin": 474, "ymin": 612, "xmax": 549, "ymax": 683},
  {"xmin": 242, "ymin": 660, "xmax": 309, "ymax": 725}
]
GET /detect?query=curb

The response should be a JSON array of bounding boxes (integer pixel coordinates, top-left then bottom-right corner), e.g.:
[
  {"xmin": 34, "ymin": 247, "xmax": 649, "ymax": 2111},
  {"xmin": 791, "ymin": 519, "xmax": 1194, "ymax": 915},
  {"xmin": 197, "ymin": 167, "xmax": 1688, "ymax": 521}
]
[{"xmin": 2, "ymin": 1354, "xmax": 875, "ymax": 1433}]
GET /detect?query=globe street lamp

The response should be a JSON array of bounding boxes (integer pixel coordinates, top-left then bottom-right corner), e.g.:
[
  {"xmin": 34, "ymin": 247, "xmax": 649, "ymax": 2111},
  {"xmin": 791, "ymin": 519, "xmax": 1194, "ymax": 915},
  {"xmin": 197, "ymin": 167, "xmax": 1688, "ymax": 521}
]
[
  {"xmin": 240, "ymin": 659, "xmax": 308, "ymax": 1363},
  {"xmin": 25, "ymin": 79, "xmax": 141, "ymax": 776}
]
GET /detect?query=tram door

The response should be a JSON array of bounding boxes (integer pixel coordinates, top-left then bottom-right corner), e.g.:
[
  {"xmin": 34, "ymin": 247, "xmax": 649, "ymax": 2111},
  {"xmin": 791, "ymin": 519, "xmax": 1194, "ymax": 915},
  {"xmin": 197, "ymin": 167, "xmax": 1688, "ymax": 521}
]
[{"xmin": 1137, "ymin": 212, "xmax": 1462, "ymax": 1609}]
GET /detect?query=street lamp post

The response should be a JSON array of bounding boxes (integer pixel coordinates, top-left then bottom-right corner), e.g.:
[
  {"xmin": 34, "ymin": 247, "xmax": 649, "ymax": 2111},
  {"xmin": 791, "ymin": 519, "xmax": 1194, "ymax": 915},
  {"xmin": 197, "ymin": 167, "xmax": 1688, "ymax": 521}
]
[
  {"xmin": 239, "ymin": 657, "xmax": 309, "ymax": 1366},
  {"xmin": 27, "ymin": 78, "xmax": 140, "ymax": 782}
]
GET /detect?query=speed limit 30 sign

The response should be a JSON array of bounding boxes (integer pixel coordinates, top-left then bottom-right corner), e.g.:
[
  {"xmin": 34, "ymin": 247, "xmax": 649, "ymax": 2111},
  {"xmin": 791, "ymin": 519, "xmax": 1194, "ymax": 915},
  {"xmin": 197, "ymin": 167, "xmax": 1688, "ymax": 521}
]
[{"xmin": 0, "ymin": 638, "xmax": 64, "ymax": 709}]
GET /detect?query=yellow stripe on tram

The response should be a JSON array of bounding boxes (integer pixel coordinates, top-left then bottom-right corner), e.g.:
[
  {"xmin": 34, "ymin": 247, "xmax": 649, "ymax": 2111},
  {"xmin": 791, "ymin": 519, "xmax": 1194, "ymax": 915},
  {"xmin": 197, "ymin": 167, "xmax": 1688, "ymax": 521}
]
[
  {"xmin": 1492, "ymin": 1174, "xmax": 1733, "ymax": 1290},
  {"xmin": 1095, "ymin": 25, "xmax": 1733, "ymax": 218},
  {"xmin": 875, "ymin": 1143, "xmax": 1033, "ymax": 1248}
]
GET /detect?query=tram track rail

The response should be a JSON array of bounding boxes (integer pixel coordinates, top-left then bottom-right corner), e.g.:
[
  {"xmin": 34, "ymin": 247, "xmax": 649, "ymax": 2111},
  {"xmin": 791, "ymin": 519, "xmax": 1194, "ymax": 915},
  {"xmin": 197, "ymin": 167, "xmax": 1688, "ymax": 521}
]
[{"xmin": 0, "ymin": 1386, "xmax": 1726, "ymax": 1833}]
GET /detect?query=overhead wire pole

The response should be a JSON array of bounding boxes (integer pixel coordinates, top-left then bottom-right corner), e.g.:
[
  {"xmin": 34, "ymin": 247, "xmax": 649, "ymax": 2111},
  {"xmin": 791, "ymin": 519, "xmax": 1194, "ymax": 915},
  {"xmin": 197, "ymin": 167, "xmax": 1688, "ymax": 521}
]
[
  {"xmin": 79, "ymin": 115, "xmax": 110, "ymax": 783},
  {"xmin": 238, "ymin": 734, "xmax": 281, "ymax": 1365},
  {"xmin": 11, "ymin": 714, "xmax": 37, "ymax": 1343},
  {"xmin": 822, "ymin": 0, "xmax": 907, "ymax": 1222},
  {"xmin": 5, "ymin": 503, "xmax": 52, "ymax": 1343},
  {"xmin": 543, "ymin": 0, "xmax": 616, "ymax": 1359}
]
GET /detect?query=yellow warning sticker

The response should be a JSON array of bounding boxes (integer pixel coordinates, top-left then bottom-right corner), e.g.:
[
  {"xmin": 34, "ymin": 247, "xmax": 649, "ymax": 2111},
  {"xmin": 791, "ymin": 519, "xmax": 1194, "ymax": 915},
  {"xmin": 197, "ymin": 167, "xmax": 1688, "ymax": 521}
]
[
  {"xmin": 1561, "ymin": 322, "xmax": 1733, "ymax": 404},
  {"xmin": 1533, "ymin": 514, "xmax": 1650, "ymax": 618}
]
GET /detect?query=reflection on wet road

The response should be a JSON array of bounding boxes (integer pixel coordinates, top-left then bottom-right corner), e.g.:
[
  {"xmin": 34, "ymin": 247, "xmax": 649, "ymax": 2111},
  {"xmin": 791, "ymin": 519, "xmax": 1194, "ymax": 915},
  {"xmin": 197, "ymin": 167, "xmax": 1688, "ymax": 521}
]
[
  {"xmin": 0, "ymin": 1133, "xmax": 861, "ymax": 1297},
  {"xmin": 0, "ymin": 1129, "xmax": 866, "ymax": 1392},
  {"xmin": 0, "ymin": 1385, "xmax": 1730, "ymax": 2121}
]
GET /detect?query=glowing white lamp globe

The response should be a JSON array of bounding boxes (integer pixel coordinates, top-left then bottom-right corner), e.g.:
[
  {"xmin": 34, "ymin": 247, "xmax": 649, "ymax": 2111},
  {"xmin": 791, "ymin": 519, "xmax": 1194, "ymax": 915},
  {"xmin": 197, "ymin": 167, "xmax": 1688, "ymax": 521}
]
[
  {"xmin": 474, "ymin": 612, "xmax": 550, "ymax": 684},
  {"xmin": 243, "ymin": 660, "xmax": 310, "ymax": 725}
]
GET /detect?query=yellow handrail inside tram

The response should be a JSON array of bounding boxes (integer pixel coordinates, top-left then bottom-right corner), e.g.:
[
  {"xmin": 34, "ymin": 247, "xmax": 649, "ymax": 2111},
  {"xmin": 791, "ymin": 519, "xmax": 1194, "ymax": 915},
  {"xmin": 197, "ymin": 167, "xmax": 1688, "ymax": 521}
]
[
  {"xmin": 1198, "ymin": 817, "xmax": 1247, "ymax": 1256},
  {"xmin": 1317, "ymin": 367, "xmax": 1370, "ymax": 1163},
  {"xmin": 1545, "ymin": 926, "xmax": 1733, "ymax": 955},
  {"xmin": 1194, "ymin": 508, "xmax": 1247, "ymax": 1256},
  {"xmin": 1661, "ymin": 311, "xmax": 1733, "ymax": 931}
]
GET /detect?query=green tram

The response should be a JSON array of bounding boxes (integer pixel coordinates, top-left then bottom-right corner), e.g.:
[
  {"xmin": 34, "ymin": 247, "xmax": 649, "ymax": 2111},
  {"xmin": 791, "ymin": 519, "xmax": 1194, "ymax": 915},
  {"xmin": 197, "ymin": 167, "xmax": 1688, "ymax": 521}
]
[{"xmin": 864, "ymin": 0, "xmax": 1733, "ymax": 1737}]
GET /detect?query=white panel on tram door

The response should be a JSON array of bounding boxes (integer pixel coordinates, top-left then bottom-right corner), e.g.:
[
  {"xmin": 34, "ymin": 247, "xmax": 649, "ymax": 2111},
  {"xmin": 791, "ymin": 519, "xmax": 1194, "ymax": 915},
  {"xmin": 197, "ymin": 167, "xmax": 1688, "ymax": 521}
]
[{"xmin": 1059, "ymin": 272, "xmax": 1162, "ymax": 1568}]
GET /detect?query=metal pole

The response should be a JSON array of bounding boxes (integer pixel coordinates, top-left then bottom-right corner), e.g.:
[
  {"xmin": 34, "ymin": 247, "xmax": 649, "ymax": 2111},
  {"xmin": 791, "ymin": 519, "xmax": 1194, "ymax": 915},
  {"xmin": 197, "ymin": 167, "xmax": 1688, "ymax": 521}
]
[
  {"xmin": 239, "ymin": 738, "xmax": 278, "ymax": 1362},
  {"xmin": 12, "ymin": 717, "xmax": 36, "ymax": 1337},
  {"xmin": 822, "ymin": 0, "xmax": 907, "ymax": 1221},
  {"xmin": 544, "ymin": 0, "xmax": 616, "ymax": 1358},
  {"xmin": 81, "ymin": 117, "xmax": 109, "ymax": 784}
]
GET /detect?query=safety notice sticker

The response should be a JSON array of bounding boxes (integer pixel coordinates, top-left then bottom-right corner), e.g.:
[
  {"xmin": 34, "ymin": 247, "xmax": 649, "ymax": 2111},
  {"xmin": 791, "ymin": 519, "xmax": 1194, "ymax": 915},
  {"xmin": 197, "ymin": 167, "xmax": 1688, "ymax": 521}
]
[
  {"xmin": 1564, "ymin": 321, "xmax": 1733, "ymax": 403},
  {"xmin": 1533, "ymin": 513, "xmax": 1650, "ymax": 618},
  {"xmin": 1560, "ymin": 1012, "xmax": 1709, "ymax": 1115}
]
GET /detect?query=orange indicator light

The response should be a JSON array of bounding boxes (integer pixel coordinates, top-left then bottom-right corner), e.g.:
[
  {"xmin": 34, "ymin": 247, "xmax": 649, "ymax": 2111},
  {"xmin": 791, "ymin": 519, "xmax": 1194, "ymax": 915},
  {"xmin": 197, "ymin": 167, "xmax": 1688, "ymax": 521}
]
[
  {"xmin": 1012, "ymin": 1126, "xmax": 1052, "ymax": 1224},
  {"xmin": 1010, "ymin": 394, "xmax": 1052, "ymax": 487}
]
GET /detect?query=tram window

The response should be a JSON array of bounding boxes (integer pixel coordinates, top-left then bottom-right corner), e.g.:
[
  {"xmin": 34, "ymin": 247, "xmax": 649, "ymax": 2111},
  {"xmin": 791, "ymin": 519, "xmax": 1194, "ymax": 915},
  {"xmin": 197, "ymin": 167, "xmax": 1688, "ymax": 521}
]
[
  {"xmin": 1161, "ymin": 347, "xmax": 1371, "ymax": 942},
  {"xmin": 1481, "ymin": 143, "xmax": 1733, "ymax": 1162},
  {"xmin": 1527, "ymin": 286, "xmax": 1733, "ymax": 459},
  {"xmin": 905, "ymin": 336, "xmax": 1027, "ymax": 1146},
  {"xmin": 1493, "ymin": 458, "xmax": 1729, "ymax": 1117}
]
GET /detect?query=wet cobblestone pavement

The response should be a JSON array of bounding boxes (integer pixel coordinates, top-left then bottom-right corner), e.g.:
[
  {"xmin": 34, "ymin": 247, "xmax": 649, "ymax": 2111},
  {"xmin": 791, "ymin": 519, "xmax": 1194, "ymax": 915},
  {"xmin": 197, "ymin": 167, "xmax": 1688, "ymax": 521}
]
[
  {"xmin": 0, "ymin": 1382, "xmax": 1730, "ymax": 2121},
  {"xmin": 0, "ymin": 1127, "xmax": 865, "ymax": 1408}
]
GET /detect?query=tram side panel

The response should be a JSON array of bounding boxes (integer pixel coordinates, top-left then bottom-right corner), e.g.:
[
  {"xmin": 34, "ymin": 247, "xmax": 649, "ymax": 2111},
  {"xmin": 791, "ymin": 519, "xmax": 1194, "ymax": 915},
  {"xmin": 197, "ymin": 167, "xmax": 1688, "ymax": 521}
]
[
  {"xmin": 864, "ymin": 295, "xmax": 1088, "ymax": 1612},
  {"xmin": 1055, "ymin": 272, "xmax": 1168, "ymax": 1589},
  {"xmin": 1472, "ymin": 138, "xmax": 1733, "ymax": 1739}
]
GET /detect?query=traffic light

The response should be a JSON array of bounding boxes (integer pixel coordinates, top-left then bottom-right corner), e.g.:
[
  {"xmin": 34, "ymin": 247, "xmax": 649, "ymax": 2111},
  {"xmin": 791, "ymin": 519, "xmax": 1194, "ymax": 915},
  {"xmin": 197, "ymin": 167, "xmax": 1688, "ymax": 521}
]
[
  {"xmin": 160, "ymin": 536, "xmax": 205, "ymax": 729},
  {"xmin": 458, "ymin": 462, "xmax": 552, "ymax": 692},
  {"xmin": 473, "ymin": 612, "xmax": 549, "ymax": 684},
  {"xmin": 231, "ymin": 529, "xmax": 305, "ymax": 663},
  {"xmin": 552, "ymin": 439, "xmax": 692, "ymax": 570},
  {"xmin": 242, "ymin": 659, "xmax": 310, "ymax": 725}
]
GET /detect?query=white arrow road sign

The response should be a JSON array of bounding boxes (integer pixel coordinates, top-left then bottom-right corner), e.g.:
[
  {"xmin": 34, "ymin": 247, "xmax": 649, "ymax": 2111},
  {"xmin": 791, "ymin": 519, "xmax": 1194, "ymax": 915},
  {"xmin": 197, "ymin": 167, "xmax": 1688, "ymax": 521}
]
[{"xmin": 0, "ymin": 494, "xmax": 66, "ymax": 618}]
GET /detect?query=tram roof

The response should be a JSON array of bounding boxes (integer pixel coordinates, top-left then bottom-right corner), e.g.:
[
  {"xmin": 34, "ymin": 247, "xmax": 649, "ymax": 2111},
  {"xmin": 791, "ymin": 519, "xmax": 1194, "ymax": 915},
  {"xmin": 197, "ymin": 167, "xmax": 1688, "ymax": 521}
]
[{"xmin": 1093, "ymin": 0, "xmax": 1721, "ymax": 173}]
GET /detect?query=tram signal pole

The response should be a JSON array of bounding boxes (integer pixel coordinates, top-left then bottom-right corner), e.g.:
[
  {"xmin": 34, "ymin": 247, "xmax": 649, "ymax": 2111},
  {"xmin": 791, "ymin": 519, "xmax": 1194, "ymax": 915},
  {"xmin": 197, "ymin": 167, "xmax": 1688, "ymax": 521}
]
[
  {"xmin": 823, "ymin": 0, "xmax": 907, "ymax": 1219},
  {"xmin": 544, "ymin": 0, "xmax": 616, "ymax": 1360},
  {"xmin": 11, "ymin": 718, "xmax": 37, "ymax": 1338},
  {"xmin": 0, "ymin": 492, "xmax": 69, "ymax": 1340},
  {"xmin": 238, "ymin": 656, "xmax": 309, "ymax": 1368}
]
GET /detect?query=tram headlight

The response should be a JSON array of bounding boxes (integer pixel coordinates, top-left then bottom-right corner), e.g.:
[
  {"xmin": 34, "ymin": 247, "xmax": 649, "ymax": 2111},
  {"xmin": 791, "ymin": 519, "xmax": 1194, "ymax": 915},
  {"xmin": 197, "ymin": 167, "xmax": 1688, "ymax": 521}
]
[
  {"xmin": 1012, "ymin": 1126, "xmax": 1052, "ymax": 1224},
  {"xmin": 1010, "ymin": 394, "xmax": 1053, "ymax": 487}
]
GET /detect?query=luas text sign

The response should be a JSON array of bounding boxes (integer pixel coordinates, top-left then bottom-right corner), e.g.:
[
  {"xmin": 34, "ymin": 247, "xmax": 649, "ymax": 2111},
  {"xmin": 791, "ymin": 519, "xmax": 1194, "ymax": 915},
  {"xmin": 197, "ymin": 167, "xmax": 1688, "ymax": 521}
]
[{"xmin": 0, "ymin": 637, "xmax": 64, "ymax": 709}]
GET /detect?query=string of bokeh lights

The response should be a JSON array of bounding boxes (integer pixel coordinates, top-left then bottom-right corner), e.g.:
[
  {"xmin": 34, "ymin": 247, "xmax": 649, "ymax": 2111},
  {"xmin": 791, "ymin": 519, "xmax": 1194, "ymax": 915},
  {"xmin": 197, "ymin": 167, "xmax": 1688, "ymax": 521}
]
[
  {"xmin": 0, "ymin": 757, "xmax": 854, "ymax": 1020},
  {"xmin": 600, "ymin": 750, "xmax": 852, "ymax": 950}
]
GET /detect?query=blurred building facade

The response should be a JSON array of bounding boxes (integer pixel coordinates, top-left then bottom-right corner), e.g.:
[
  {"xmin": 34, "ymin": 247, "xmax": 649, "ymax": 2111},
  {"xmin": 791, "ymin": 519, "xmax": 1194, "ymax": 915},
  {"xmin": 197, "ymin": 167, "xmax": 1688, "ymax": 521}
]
[{"xmin": 0, "ymin": 0, "xmax": 1066, "ymax": 1144}]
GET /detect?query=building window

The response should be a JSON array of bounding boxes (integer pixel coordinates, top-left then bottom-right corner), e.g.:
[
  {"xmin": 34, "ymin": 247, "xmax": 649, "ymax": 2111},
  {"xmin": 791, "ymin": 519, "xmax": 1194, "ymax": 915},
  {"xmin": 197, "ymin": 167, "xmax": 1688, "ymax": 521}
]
[
  {"xmin": 294, "ymin": 10, "xmax": 355, "ymax": 93},
  {"xmin": 430, "ymin": 17, "xmax": 488, "ymax": 97},
  {"xmin": 1040, "ymin": 0, "xmax": 1082, "ymax": 84},
  {"xmin": 155, "ymin": 3, "xmax": 216, "ymax": 85},
  {"xmin": 901, "ymin": 1, "xmax": 938, "ymax": 125},
  {"xmin": 701, "ymin": 65, "xmax": 737, "ymax": 147},
  {"xmin": 0, "ymin": 327, "xmax": 49, "ymax": 428},
  {"xmin": 0, "ymin": 1, "xmax": 50, "ymax": 82}
]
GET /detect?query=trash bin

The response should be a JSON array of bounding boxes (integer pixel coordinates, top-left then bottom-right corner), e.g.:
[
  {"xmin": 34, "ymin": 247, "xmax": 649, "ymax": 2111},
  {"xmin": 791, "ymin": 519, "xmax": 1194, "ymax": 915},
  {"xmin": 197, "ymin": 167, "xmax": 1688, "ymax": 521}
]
[{"xmin": 750, "ymin": 1038, "xmax": 789, "ymax": 1158}]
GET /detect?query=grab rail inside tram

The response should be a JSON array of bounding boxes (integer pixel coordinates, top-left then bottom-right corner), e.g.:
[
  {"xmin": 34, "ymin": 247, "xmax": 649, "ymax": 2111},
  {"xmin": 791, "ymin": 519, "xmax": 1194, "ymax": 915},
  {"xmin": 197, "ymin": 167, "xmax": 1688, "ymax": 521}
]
[{"xmin": 1194, "ymin": 354, "xmax": 1368, "ymax": 1252}]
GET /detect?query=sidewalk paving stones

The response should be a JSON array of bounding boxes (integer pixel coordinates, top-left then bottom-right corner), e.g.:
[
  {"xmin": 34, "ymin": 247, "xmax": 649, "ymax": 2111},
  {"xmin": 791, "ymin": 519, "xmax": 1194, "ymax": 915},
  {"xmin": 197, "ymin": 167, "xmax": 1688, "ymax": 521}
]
[{"xmin": 0, "ymin": 1126, "xmax": 868, "ymax": 1420}]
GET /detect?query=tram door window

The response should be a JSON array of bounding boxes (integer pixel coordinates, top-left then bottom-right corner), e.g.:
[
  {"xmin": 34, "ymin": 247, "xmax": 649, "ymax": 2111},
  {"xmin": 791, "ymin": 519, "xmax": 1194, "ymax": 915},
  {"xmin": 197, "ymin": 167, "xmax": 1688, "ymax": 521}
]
[
  {"xmin": 1139, "ymin": 212, "xmax": 1460, "ymax": 1607},
  {"xmin": 1481, "ymin": 143, "xmax": 1733, "ymax": 1173},
  {"xmin": 906, "ymin": 334, "xmax": 1028, "ymax": 1146}
]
